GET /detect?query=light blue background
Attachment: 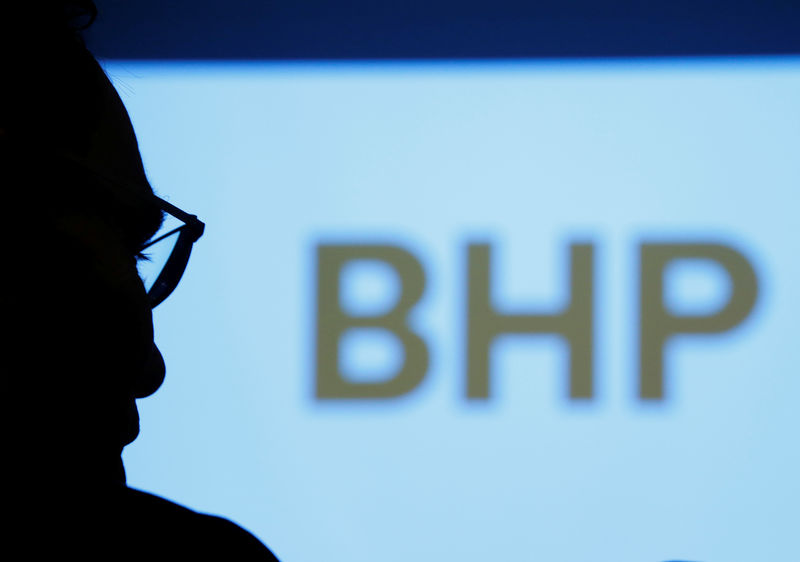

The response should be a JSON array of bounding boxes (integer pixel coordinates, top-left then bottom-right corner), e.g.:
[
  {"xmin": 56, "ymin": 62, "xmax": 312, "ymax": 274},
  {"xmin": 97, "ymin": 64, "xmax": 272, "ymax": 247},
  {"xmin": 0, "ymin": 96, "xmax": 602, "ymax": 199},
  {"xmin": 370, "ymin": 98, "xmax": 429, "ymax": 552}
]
[{"xmin": 108, "ymin": 58, "xmax": 800, "ymax": 562}]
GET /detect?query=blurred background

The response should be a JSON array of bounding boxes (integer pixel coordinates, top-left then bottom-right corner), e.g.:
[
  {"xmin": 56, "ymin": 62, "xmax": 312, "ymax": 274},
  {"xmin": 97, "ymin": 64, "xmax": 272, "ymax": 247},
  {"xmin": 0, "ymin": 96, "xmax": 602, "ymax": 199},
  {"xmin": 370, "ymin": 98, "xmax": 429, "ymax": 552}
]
[{"xmin": 88, "ymin": 2, "xmax": 799, "ymax": 561}]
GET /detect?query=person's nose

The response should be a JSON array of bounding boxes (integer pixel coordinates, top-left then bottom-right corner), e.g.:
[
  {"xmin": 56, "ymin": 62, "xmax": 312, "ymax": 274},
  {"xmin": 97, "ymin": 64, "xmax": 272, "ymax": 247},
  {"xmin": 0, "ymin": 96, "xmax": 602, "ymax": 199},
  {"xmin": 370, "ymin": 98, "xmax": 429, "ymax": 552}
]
[{"xmin": 133, "ymin": 343, "xmax": 166, "ymax": 398}]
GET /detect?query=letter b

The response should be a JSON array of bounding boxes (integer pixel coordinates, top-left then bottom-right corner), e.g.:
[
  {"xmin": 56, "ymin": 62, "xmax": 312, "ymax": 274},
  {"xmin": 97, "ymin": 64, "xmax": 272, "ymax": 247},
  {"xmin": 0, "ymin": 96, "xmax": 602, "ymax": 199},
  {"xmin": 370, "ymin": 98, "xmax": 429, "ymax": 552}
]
[{"xmin": 315, "ymin": 244, "xmax": 429, "ymax": 399}]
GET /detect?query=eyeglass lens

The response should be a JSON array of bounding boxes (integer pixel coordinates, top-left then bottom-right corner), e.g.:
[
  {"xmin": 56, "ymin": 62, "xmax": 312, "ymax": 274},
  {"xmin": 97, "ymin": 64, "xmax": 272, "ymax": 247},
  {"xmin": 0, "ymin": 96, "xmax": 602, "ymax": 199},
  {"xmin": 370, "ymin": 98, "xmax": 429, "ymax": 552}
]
[{"xmin": 137, "ymin": 228, "xmax": 181, "ymax": 294}]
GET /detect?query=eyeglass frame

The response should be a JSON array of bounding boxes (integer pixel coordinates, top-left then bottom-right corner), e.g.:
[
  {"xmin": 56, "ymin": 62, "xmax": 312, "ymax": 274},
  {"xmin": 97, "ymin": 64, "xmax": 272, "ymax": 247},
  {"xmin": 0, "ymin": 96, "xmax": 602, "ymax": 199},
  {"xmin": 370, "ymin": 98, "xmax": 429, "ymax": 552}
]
[{"xmin": 140, "ymin": 196, "xmax": 205, "ymax": 308}]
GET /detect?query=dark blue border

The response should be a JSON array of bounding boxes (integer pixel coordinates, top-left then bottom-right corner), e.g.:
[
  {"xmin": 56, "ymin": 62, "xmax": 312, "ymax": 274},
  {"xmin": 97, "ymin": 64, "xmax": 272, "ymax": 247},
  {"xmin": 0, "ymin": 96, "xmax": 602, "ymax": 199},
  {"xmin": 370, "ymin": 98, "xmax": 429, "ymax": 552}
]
[{"xmin": 88, "ymin": 0, "xmax": 800, "ymax": 60}]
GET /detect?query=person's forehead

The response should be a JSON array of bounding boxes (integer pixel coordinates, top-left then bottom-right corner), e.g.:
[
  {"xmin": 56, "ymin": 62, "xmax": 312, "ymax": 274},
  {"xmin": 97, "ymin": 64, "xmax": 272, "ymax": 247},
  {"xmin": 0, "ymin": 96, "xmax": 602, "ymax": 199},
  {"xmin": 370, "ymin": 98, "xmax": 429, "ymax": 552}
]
[{"xmin": 82, "ymin": 63, "xmax": 163, "ymax": 245}]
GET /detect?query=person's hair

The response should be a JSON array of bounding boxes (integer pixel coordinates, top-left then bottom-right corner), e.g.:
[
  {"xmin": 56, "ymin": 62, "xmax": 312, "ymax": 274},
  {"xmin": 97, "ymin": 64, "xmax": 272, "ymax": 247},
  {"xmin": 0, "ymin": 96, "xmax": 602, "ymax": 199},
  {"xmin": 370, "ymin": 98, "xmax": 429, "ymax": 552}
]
[{"xmin": 1, "ymin": 1, "xmax": 102, "ymax": 153}]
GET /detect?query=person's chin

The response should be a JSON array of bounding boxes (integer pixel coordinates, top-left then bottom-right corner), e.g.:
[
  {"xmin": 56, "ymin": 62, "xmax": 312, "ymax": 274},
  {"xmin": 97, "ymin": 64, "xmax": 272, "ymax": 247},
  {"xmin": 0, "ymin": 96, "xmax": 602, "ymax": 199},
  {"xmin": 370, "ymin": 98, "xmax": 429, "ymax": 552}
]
[{"xmin": 119, "ymin": 399, "xmax": 141, "ymax": 448}]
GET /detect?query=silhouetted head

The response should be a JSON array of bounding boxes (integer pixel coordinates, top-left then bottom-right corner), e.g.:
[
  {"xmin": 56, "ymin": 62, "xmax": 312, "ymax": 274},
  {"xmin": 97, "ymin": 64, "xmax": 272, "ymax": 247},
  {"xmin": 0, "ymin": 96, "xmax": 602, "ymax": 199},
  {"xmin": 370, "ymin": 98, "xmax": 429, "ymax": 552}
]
[{"xmin": 2, "ymin": 2, "xmax": 165, "ymax": 487}]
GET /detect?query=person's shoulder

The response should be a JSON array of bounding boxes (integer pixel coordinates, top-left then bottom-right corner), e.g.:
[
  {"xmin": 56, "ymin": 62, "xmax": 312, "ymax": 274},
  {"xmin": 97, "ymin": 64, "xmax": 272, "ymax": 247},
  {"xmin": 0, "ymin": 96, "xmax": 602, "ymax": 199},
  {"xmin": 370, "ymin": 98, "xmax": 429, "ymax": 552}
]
[{"xmin": 121, "ymin": 487, "xmax": 280, "ymax": 560}]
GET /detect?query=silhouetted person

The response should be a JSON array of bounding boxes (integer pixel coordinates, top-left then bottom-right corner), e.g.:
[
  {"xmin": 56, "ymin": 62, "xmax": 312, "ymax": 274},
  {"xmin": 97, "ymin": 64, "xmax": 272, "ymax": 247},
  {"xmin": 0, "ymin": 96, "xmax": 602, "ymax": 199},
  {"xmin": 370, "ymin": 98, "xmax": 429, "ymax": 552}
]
[{"xmin": 2, "ymin": 3, "xmax": 279, "ymax": 558}]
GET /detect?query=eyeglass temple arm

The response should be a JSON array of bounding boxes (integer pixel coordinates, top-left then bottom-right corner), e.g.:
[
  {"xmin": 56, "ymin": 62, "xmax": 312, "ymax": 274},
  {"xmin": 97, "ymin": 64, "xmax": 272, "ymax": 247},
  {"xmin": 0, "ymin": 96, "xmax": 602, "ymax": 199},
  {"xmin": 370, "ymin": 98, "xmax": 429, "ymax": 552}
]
[{"xmin": 154, "ymin": 195, "xmax": 205, "ymax": 240}]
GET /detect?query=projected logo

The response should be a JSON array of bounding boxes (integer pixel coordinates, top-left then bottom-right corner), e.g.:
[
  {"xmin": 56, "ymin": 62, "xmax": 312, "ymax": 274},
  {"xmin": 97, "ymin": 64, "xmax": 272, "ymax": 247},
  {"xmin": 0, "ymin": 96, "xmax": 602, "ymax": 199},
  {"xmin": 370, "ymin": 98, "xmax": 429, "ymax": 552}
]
[{"xmin": 314, "ymin": 240, "xmax": 758, "ymax": 402}]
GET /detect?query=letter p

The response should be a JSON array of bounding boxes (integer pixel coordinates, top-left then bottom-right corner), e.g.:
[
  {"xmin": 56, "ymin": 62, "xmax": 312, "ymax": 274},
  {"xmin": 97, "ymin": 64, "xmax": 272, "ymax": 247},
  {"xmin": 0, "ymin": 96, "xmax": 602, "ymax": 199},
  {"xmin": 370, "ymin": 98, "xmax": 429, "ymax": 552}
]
[{"xmin": 639, "ymin": 242, "xmax": 759, "ymax": 400}]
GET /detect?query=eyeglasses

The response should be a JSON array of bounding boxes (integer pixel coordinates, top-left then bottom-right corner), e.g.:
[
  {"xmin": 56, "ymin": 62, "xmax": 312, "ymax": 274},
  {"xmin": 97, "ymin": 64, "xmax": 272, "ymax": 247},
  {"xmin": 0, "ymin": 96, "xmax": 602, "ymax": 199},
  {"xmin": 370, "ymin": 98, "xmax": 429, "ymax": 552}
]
[
  {"xmin": 49, "ymin": 150, "xmax": 205, "ymax": 309},
  {"xmin": 137, "ymin": 196, "xmax": 205, "ymax": 308}
]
